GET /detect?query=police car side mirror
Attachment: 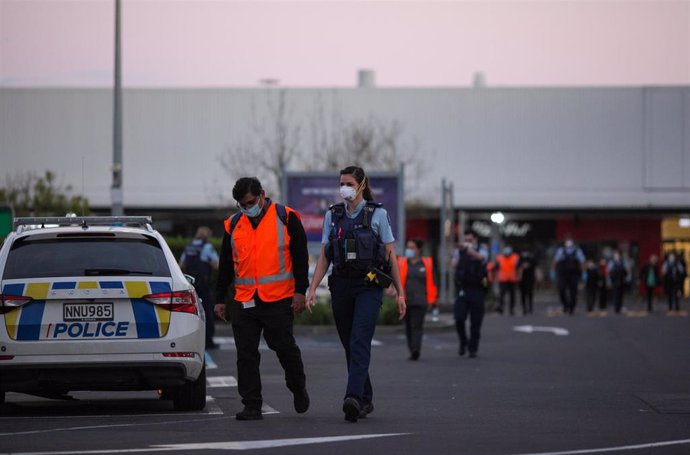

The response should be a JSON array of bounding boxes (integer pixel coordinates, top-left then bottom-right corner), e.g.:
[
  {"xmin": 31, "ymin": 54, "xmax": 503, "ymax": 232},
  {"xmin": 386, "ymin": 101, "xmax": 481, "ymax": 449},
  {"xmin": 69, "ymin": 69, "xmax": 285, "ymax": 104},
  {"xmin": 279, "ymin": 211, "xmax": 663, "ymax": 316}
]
[{"xmin": 184, "ymin": 274, "xmax": 196, "ymax": 285}]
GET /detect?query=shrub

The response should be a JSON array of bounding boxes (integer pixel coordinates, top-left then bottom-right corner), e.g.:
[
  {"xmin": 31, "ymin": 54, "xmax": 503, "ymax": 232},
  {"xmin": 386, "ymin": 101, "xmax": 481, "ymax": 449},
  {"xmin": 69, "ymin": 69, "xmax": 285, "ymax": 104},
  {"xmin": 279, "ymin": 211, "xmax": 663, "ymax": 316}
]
[{"xmin": 294, "ymin": 301, "xmax": 334, "ymax": 325}]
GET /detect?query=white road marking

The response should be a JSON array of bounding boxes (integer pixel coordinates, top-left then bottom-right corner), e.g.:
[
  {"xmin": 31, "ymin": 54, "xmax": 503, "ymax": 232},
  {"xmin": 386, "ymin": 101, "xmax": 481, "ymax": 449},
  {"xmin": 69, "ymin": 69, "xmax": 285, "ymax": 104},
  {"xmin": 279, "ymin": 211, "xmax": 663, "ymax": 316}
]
[
  {"xmin": 261, "ymin": 404, "xmax": 279, "ymax": 415},
  {"xmin": 207, "ymin": 375, "xmax": 237, "ymax": 388},
  {"xmin": 0, "ymin": 416, "xmax": 222, "ymax": 436},
  {"xmin": 512, "ymin": 438, "xmax": 690, "ymax": 455},
  {"xmin": 513, "ymin": 325, "xmax": 569, "ymax": 336},
  {"xmin": 204, "ymin": 396, "xmax": 223, "ymax": 415},
  {"xmin": 371, "ymin": 339, "xmax": 383, "ymax": 346},
  {"xmin": 0, "ymin": 433, "xmax": 409, "ymax": 454}
]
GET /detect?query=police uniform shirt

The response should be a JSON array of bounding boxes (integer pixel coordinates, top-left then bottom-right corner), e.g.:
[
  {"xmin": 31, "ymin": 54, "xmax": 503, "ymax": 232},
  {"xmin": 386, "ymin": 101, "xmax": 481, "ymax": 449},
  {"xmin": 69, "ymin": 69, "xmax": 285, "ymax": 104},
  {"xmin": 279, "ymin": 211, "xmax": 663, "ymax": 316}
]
[
  {"xmin": 180, "ymin": 239, "xmax": 219, "ymax": 265},
  {"xmin": 320, "ymin": 200, "xmax": 395, "ymax": 245}
]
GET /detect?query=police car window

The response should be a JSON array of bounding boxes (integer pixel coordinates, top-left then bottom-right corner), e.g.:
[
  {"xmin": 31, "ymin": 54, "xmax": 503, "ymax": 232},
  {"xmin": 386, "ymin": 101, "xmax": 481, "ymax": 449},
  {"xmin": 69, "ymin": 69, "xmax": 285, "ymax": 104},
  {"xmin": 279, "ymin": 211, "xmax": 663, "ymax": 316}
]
[{"xmin": 4, "ymin": 237, "xmax": 171, "ymax": 279}]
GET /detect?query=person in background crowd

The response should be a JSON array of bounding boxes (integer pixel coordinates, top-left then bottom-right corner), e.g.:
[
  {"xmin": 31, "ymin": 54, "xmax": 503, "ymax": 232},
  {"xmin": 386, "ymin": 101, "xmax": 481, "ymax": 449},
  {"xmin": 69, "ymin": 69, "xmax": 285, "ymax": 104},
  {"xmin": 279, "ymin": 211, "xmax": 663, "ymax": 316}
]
[
  {"xmin": 494, "ymin": 244, "xmax": 520, "ymax": 315},
  {"xmin": 596, "ymin": 257, "xmax": 610, "ymax": 315},
  {"xmin": 214, "ymin": 177, "xmax": 310, "ymax": 421},
  {"xmin": 518, "ymin": 250, "xmax": 536, "ymax": 315},
  {"xmin": 584, "ymin": 259, "xmax": 599, "ymax": 315},
  {"xmin": 608, "ymin": 250, "xmax": 629, "ymax": 314},
  {"xmin": 397, "ymin": 239, "xmax": 438, "ymax": 360},
  {"xmin": 551, "ymin": 236, "xmax": 586, "ymax": 315},
  {"xmin": 452, "ymin": 230, "xmax": 489, "ymax": 358},
  {"xmin": 662, "ymin": 252, "xmax": 685, "ymax": 314},
  {"xmin": 179, "ymin": 226, "xmax": 219, "ymax": 350},
  {"xmin": 639, "ymin": 254, "xmax": 660, "ymax": 313}
]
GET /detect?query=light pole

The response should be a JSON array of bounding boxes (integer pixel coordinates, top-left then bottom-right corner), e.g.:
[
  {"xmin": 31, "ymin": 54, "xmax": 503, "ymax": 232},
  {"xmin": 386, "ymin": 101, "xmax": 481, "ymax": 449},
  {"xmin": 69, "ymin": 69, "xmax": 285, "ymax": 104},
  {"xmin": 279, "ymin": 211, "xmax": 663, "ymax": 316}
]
[{"xmin": 111, "ymin": 0, "xmax": 123, "ymax": 216}]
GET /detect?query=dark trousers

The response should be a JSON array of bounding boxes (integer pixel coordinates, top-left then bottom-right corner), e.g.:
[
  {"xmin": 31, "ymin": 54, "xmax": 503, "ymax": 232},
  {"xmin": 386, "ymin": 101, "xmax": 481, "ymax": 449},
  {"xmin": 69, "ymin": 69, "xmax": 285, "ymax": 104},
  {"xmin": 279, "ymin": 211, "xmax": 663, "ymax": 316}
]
[
  {"xmin": 329, "ymin": 276, "xmax": 382, "ymax": 405},
  {"xmin": 612, "ymin": 285, "xmax": 625, "ymax": 313},
  {"xmin": 194, "ymin": 278, "xmax": 215, "ymax": 346},
  {"xmin": 405, "ymin": 305, "xmax": 427, "ymax": 355},
  {"xmin": 644, "ymin": 286, "xmax": 655, "ymax": 312},
  {"xmin": 558, "ymin": 275, "xmax": 579, "ymax": 314},
  {"xmin": 598, "ymin": 286, "xmax": 608, "ymax": 310},
  {"xmin": 498, "ymin": 282, "xmax": 516, "ymax": 314},
  {"xmin": 520, "ymin": 283, "xmax": 534, "ymax": 314},
  {"xmin": 229, "ymin": 296, "xmax": 306, "ymax": 410},
  {"xmin": 586, "ymin": 286, "xmax": 598, "ymax": 312},
  {"xmin": 667, "ymin": 287, "xmax": 681, "ymax": 311},
  {"xmin": 454, "ymin": 288, "xmax": 486, "ymax": 354}
]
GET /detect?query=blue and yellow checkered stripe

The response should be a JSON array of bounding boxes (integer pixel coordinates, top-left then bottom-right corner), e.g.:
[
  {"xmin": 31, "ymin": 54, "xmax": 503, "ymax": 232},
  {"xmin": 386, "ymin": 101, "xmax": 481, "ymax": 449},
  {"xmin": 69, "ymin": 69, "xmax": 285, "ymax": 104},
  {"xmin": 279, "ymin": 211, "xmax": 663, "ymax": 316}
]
[{"xmin": 2, "ymin": 280, "xmax": 173, "ymax": 341}]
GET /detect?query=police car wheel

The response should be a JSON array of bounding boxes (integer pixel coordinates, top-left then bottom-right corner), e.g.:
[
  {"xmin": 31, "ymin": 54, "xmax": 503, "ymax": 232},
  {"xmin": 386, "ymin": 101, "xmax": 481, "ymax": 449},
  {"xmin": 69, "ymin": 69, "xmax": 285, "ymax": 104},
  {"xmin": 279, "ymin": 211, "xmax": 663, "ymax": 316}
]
[{"xmin": 172, "ymin": 365, "xmax": 206, "ymax": 411}]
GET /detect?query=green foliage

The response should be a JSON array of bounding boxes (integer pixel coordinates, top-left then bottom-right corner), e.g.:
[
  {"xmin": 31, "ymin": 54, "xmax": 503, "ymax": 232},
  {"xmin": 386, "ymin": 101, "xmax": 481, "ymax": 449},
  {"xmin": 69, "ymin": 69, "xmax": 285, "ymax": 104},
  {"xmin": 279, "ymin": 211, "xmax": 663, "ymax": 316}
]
[
  {"xmin": 378, "ymin": 295, "xmax": 403, "ymax": 325},
  {"xmin": 294, "ymin": 301, "xmax": 334, "ymax": 325},
  {"xmin": 0, "ymin": 171, "xmax": 89, "ymax": 217},
  {"xmin": 164, "ymin": 236, "xmax": 223, "ymax": 261}
]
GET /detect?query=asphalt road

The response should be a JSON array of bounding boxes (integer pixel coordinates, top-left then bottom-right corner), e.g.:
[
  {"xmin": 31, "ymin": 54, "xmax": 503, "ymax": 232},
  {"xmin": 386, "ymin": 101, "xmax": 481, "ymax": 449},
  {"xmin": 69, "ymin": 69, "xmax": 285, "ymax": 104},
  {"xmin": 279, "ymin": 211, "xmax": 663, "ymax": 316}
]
[{"xmin": 2, "ymin": 300, "xmax": 690, "ymax": 455}]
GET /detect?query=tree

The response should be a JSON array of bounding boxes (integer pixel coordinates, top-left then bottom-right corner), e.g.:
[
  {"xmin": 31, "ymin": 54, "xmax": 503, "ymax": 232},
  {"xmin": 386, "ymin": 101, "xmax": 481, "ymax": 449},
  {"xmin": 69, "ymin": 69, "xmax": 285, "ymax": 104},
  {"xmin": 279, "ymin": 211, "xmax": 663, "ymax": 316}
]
[
  {"xmin": 0, "ymin": 171, "xmax": 89, "ymax": 217},
  {"xmin": 218, "ymin": 89, "xmax": 301, "ymax": 201},
  {"xmin": 217, "ymin": 89, "xmax": 430, "ymax": 203}
]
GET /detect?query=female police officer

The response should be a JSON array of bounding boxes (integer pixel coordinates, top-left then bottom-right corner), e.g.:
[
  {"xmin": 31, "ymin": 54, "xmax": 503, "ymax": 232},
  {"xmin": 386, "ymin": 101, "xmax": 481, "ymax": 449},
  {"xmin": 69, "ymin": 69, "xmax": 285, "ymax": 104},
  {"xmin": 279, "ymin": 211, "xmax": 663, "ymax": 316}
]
[{"xmin": 305, "ymin": 165, "xmax": 406, "ymax": 422}]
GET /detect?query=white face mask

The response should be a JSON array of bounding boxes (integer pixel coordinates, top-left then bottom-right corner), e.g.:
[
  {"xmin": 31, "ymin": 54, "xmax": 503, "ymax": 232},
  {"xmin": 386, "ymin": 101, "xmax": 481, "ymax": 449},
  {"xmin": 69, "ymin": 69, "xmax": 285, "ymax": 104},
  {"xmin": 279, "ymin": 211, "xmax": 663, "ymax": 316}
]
[{"xmin": 339, "ymin": 185, "xmax": 357, "ymax": 201}]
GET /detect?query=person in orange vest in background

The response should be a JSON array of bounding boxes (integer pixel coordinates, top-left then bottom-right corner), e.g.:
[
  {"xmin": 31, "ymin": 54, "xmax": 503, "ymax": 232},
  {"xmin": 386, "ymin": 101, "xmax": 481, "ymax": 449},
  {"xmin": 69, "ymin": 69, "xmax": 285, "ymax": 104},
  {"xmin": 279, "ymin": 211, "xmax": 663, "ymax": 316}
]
[
  {"xmin": 214, "ymin": 177, "xmax": 310, "ymax": 421},
  {"xmin": 398, "ymin": 239, "xmax": 438, "ymax": 361},
  {"xmin": 494, "ymin": 243, "xmax": 520, "ymax": 315}
]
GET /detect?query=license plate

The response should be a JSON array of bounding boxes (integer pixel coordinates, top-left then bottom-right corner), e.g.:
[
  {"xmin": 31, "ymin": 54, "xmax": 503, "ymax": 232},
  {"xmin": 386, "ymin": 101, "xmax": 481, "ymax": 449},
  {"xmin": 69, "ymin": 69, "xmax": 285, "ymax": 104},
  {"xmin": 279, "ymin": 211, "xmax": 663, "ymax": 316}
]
[{"xmin": 63, "ymin": 302, "xmax": 114, "ymax": 322}]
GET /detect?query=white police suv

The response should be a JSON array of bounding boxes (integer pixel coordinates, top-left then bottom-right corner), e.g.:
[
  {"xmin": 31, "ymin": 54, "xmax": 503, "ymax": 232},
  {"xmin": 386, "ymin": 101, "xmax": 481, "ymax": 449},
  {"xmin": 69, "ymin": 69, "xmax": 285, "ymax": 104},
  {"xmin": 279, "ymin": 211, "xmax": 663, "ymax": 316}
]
[{"xmin": 0, "ymin": 216, "xmax": 206, "ymax": 411}]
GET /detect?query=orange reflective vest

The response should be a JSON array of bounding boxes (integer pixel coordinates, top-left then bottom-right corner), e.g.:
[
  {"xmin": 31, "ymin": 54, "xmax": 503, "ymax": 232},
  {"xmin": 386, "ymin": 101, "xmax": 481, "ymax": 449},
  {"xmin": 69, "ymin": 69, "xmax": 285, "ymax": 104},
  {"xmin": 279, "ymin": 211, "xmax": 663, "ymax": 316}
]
[
  {"xmin": 397, "ymin": 256, "xmax": 438, "ymax": 305},
  {"xmin": 224, "ymin": 204, "xmax": 298, "ymax": 303},
  {"xmin": 496, "ymin": 253, "xmax": 520, "ymax": 283}
]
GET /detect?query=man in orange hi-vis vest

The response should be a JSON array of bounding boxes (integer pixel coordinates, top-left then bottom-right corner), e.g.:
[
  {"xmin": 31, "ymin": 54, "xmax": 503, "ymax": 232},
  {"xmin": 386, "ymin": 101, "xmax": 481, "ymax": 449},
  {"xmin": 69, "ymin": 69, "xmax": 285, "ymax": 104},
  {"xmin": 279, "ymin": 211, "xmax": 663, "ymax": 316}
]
[
  {"xmin": 494, "ymin": 244, "xmax": 520, "ymax": 315},
  {"xmin": 214, "ymin": 177, "xmax": 310, "ymax": 421}
]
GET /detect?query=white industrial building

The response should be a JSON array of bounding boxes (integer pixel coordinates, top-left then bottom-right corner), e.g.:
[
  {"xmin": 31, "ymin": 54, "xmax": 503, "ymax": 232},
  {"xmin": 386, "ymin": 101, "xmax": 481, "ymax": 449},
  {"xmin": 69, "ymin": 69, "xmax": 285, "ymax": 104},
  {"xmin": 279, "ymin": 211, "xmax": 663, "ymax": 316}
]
[{"xmin": 1, "ymin": 85, "xmax": 689, "ymax": 271}]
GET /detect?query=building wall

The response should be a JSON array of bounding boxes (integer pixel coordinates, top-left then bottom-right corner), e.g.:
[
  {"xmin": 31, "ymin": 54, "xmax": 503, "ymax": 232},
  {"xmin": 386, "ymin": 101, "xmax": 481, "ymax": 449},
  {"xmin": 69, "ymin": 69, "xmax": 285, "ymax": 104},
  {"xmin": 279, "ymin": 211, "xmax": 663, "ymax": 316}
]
[{"xmin": 1, "ymin": 86, "xmax": 689, "ymax": 210}]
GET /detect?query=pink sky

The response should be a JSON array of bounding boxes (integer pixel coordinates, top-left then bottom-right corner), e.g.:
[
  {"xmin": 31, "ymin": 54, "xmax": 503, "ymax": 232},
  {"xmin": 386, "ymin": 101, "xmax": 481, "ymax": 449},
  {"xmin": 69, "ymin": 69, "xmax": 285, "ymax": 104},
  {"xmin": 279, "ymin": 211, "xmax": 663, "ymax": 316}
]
[{"xmin": 1, "ymin": 0, "xmax": 688, "ymax": 87}]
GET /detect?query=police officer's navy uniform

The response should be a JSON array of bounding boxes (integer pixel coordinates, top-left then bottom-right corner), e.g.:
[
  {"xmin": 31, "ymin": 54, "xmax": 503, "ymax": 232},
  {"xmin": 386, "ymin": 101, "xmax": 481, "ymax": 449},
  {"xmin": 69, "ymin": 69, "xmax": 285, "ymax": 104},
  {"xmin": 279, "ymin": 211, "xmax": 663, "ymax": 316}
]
[
  {"xmin": 323, "ymin": 200, "xmax": 393, "ymax": 415},
  {"xmin": 454, "ymin": 247, "xmax": 488, "ymax": 357}
]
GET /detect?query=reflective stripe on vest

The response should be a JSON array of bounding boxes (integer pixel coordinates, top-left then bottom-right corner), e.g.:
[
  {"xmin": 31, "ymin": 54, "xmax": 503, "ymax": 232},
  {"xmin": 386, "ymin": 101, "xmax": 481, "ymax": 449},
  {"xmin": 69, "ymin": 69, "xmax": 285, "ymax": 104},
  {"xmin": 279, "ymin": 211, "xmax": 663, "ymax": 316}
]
[{"xmin": 225, "ymin": 204, "xmax": 296, "ymax": 302}]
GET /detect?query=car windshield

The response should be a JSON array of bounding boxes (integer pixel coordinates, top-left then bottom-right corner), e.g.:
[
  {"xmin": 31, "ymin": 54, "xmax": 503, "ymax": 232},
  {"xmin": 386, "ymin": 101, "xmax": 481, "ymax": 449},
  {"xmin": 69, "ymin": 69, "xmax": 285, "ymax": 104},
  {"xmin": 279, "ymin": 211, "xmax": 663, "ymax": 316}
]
[{"xmin": 3, "ymin": 237, "xmax": 171, "ymax": 279}]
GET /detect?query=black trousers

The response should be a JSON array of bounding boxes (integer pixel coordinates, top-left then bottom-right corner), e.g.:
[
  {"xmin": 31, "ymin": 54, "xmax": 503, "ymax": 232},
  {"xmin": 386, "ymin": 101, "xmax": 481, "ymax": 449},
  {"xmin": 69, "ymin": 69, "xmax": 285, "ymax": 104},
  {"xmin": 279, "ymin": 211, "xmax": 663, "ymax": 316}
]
[
  {"xmin": 498, "ymin": 282, "xmax": 516, "ymax": 314},
  {"xmin": 558, "ymin": 275, "xmax": 579, "ymax": 314},
  {"xmin": 520, "ymin": 283, "xmax": 534, "ymax": 314},
  {"xmin": 404, "ymin": 305, "xmax": 427, "ymax": 355},
  {"xmin": 612, "ymin": 285, "xmax": 625, "ymax": 313},
  {"xmin": 454, "ymin": 288, "xmax": 486, "ymax": 354},
  {"xmin": 585, "ymin": 286, "xmax": 598, "ymax": 312},
  {"xmin": 229, "ymin": 296, "xmax": 306, "ymax": 410},
  {"xmin": 643, "ymin": 286, "xmax": 655, "ymax": 312}
]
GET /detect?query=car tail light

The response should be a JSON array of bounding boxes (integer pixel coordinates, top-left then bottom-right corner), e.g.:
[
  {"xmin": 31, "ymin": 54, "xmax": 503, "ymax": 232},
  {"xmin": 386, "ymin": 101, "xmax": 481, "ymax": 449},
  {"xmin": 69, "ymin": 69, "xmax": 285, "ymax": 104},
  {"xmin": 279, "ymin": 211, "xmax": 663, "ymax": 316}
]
[
  {"xmin": 0, "ymin": 295, "xmax": 33, "ymax": 314},
  {"xmin": 162, "ymin": 352, "xmax": 196, "ymax": 358},
  {"xmin": 144, "ymin": 290, "xmax": 198, "ymax": 315}
]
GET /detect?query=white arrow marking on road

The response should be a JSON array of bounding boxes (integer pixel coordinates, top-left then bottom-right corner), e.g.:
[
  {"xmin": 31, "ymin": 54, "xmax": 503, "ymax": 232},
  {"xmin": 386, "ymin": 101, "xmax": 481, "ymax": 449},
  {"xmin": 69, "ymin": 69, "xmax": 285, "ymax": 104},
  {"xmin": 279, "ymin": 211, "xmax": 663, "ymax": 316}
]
[
  {"xmin": 0, "ymin": 433, "xmax": 409, "ymax": 454},
  {"xmin": 514, "ymin": 325, "xmax": 569, "ymax": 336}
]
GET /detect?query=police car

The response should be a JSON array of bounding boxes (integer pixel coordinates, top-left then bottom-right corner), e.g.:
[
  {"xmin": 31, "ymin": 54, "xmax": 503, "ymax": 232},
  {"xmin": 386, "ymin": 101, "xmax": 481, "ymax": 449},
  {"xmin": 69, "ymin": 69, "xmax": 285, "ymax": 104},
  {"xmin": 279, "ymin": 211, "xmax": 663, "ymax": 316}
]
[{"xmin": 0, "ymin": 216, "xmax": 206, "ymax": 411}]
